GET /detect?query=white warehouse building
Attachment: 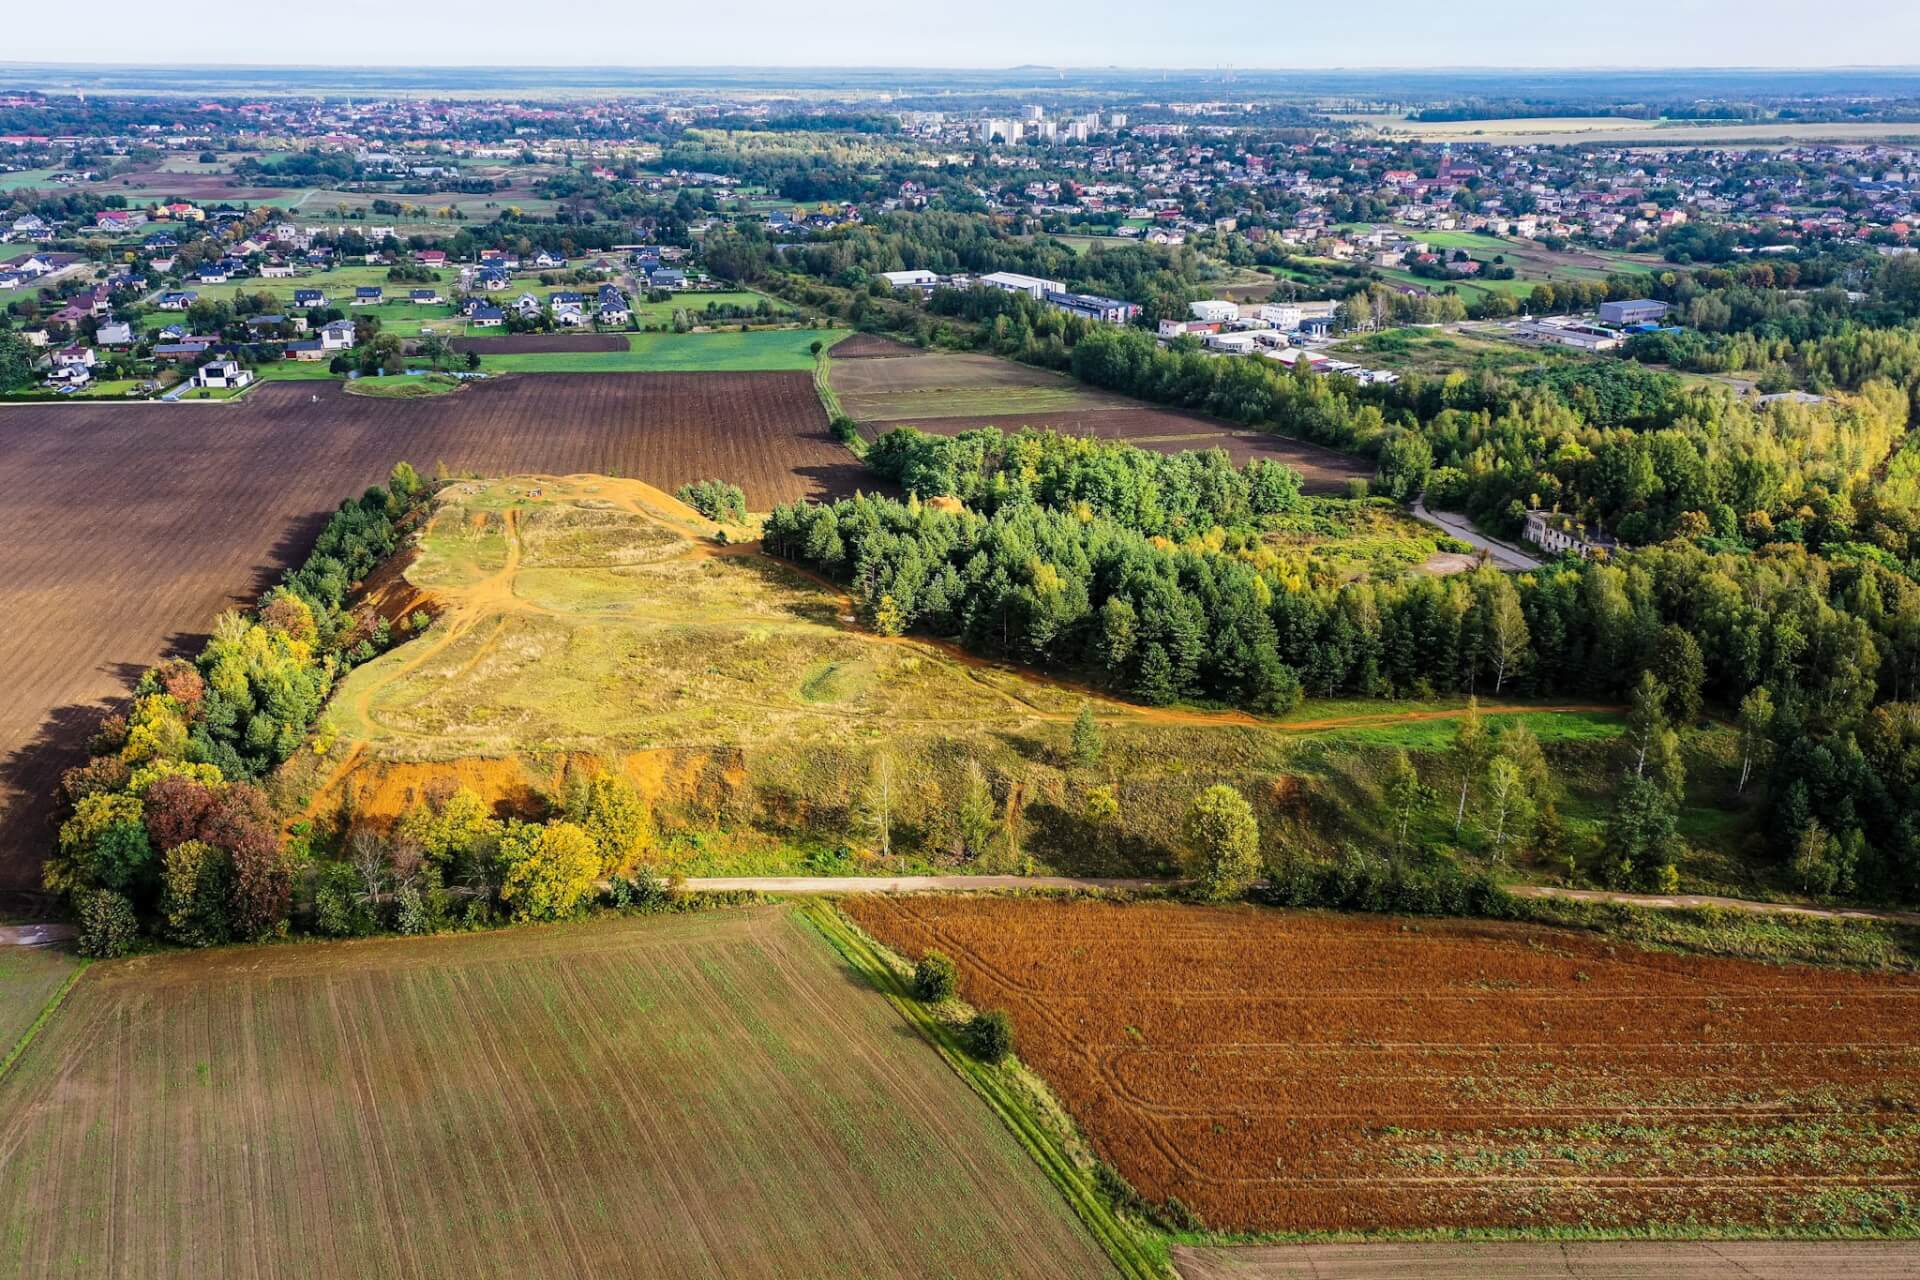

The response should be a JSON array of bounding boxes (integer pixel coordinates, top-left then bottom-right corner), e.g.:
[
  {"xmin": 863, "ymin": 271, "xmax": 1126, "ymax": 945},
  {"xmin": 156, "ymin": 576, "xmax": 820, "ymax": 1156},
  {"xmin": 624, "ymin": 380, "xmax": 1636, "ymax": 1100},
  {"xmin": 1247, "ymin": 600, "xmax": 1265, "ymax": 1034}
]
[
  {"xmin": 1189, "ymin": 299, "xmax": 1239, "ymax": 323},
  {"xmin": 980, "ymin": 271, "xmax": 1066, "ymax": 299}
]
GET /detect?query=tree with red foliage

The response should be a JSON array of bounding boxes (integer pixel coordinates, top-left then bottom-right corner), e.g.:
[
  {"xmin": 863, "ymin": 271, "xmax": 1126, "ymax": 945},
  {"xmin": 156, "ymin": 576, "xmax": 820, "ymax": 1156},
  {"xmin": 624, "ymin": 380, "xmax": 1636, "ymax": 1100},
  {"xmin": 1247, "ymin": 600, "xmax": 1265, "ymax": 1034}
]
[{"xmin": 142, "ymin": 774, "xmax": 219, "ymax": 851}]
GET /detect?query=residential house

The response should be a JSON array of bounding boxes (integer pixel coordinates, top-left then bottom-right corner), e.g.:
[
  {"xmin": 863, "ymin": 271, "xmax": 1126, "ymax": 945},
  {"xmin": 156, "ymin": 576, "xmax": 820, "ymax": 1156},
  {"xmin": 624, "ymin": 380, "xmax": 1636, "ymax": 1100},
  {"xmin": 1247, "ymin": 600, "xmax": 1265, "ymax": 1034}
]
[
  {"xmin": 192, "ymin": 359, "xmax": 254, "ymax": 390},
  {"xmin": 596, "ymin": 284, "xmax": 631, "ymax": 326},
  {"xmin": 409, "ymin": 287, "xmax": 444, "ymax": 305},
  {"xmin": 646, "ymin": 267, "xmax": 686, "ymax": 290},
  {"xmin": 549, "ymin": 291, "xmax": 586, "ymax": 326},
  {"xmin": 96, "ymin": 321, "xmax": 134, "ymax": 346},
  {"xmin": 468, "ymin": 304, "xmax": 505, "ymax": 327},
  {"xmin": 152, "ymin": 341, "xmax": 214, "ymax": 362},
  {"xmin": 318, "ymin": 320, "xmax": 357, "ymax": 350},
  {"xmin": 157, "ymin": 290, "xmax": 198, "ymax": 311},
  {"xmin": 196, "ymin": 265, "xmax": 230, "ymax": 285},
  {"xmin": 286, "ymin": 340, "xmax": 329, "ymax": 361},
  {"xmin": 415, "ymin": 249, "xmax": 447, "ymax": 268},
  {"xmin": 293, "ymin": 288, "xmax": 326, "ymax": 309}
]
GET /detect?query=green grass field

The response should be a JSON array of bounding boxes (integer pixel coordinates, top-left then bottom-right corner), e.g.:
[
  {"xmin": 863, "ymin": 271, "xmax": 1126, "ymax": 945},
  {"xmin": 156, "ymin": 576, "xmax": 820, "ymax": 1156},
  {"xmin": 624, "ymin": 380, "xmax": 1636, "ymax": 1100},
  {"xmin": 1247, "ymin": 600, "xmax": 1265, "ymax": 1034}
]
[
  {"xmin": 476, "ymin": 328, "xmax": 849, "ymax": 373},
  {"xmin": 630, "ymin": 289, "xmax": 788, "ymax": 327},
  {"xmin": 0, "ymin": 909, "xmax": 1115, "ymax": 1278},
  {"xmin": 0, "ymin": 947, "xmax": 78, "ymax": 1070},
  {"xmin": 0, "ymin": 169, "xmax": 60, "ymax": 192}
]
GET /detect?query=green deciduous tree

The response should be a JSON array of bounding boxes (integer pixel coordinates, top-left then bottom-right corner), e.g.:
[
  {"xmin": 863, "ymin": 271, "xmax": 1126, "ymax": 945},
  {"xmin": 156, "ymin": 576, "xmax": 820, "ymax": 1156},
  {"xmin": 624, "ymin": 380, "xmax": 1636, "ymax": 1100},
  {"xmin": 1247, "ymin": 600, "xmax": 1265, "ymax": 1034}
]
[
  {"xmin": 1180, "ymin": 784, "xmax": 1262, "ymax": 900},
  {"xmin": 498, "ymin": 820, "xmax": 601, "ymax": 921}
]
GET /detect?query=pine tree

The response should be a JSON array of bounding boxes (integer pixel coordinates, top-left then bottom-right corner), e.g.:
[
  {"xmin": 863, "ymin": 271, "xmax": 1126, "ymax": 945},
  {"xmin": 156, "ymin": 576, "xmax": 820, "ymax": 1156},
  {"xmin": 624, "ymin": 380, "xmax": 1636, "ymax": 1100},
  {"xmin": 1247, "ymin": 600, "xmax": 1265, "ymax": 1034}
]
[{"xmin": 1070, "ymin": 704, "xmax": 1104, "ymax": 768}]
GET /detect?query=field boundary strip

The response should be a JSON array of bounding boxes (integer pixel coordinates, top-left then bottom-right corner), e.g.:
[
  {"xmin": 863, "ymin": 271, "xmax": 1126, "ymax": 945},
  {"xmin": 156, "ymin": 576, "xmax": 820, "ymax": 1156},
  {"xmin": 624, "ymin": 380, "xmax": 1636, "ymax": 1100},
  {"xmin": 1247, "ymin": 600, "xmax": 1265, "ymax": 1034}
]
[
  {"xmin": 800, "ymin": 901, "xmax": 1172, "ymax": 1280},
  {"xmin": 0, "ymin": 959, "xmax": 88, "ymax": 1083}
]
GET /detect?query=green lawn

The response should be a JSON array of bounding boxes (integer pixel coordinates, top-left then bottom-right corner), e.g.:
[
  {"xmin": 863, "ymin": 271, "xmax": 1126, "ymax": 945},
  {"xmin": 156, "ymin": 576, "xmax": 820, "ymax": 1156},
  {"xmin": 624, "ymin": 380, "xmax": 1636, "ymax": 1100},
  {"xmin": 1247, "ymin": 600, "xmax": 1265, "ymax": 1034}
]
[
  {"xmin": 631, "ymin": 289, "xmax": 789, "ymax": 327},
  {"xmin": 253, "ymin": 361, "xmax": 344, "ymax": 382},
  {"xmin": 479, "ymin": 328, "xmax": 851, "ymax": 373},
  {"xmin": 0, "ymin": 169, "xmax": 60, "ymax": 192}
]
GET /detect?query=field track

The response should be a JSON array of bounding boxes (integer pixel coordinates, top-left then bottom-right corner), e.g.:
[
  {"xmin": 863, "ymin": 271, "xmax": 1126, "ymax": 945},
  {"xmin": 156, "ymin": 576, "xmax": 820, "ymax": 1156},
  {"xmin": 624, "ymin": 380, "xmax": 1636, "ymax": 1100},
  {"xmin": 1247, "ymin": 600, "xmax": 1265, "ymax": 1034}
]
[
  {"xmin": 846, "ymin": 896, "xmax": 1920, "ymax": 1235},
  {"xmin": 0, "ymin": 373, "xmax": 858, "ymax": 891},
  {"xmin": 1172, "ymin": 1240, "xmax": 1920, "ymax": 1279},
  {"xmin": 0, "ymin": 908, "xmax": 1116, "ymax": 1278}
]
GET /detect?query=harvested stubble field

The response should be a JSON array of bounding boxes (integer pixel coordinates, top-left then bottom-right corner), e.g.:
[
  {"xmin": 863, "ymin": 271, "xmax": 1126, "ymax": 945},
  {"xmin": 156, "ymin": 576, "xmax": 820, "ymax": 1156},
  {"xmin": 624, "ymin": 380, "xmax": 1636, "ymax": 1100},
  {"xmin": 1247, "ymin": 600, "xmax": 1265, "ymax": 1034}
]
[
  {"xmin": 844, "ymin": 896, "xmax": 1920, "ymax": 1237},
  {"xmin": 0, "ymin": 373, "xmax": 859, "ymax": 891},
  {"xmin": 831, "ymin": 351, "xmax": 1369, "ymax": 495},
  {"xmin": 0, "ymin": 908, "xmax": 1114, "ymax": 1279}
]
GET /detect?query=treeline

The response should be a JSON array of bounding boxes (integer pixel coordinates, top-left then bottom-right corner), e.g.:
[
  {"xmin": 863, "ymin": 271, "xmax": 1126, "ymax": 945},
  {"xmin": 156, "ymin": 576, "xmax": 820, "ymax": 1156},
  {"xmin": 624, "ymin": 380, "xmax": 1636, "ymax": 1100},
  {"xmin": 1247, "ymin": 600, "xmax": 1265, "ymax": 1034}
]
[
  {"xmin": 45, "ymin": 464, "xmax": 433, "ymax": 950},
  {"xmin": 864, "ymin": 426, "xmax": 1304, "ymax": 537}
]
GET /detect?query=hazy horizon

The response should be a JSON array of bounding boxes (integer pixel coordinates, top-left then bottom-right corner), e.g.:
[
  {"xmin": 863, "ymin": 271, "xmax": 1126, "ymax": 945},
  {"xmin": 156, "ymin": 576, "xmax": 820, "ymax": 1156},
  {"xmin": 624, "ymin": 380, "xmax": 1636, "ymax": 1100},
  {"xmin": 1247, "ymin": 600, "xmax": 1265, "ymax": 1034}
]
[{"xmin": 8, "ymin": 0, "xmax": 1920, "ymax": 74}]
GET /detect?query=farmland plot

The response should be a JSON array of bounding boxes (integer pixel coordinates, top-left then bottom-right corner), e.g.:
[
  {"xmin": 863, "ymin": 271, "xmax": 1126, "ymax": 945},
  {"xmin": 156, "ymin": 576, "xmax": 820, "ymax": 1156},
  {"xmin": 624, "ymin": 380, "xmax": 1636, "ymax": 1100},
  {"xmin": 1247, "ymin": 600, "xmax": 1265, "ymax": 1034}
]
[
  {"xmin": 0, "ymin": 373, "xmax": 856, "ymax": 891},
  {"xmin": 832, "ymin": 350, "xmax": 1369, "ymax": 494},
  {"xmin": 845, "ymin": 896, "xmax": 1920, "ymax": 1236},
  {"xmin": 0, "ymin": 909, "xmax": 1115, "ymax": 1279}
]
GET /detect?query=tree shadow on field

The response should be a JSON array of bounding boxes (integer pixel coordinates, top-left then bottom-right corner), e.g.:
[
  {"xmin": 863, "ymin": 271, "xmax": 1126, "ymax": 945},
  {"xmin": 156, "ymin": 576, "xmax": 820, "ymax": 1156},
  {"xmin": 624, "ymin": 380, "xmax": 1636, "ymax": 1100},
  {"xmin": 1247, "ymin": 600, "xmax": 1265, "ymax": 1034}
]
[
  {"xmin": 0, "ymin": 700, "xmax": 120, "ymax": 897},
  {"xmin": 243, "ymin": 507, "xmax": 337, "ymax": 602},
  {"xmin": 791, "ymin": 460, "xmax": 895, "ymax": 504}
]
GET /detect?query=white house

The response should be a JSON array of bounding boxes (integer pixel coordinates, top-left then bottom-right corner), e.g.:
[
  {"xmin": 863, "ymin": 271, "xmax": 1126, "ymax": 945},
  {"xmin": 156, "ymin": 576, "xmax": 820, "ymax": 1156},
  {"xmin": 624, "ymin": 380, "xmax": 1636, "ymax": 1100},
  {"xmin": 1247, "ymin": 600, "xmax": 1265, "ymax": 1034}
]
[
  {"xmin": 319, "ymin": 320, "xmax": 357, "ymax": 350},
  {"xmin": 192, "ymin": 359, "xmax": 254, "ymax": 390}
]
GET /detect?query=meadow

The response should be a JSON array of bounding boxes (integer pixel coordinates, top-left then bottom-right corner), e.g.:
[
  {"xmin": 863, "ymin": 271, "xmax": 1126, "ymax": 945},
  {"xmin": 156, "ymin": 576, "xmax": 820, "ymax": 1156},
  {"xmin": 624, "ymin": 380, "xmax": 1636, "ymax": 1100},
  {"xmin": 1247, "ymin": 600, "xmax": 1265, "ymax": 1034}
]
[
  {"xmin": 0, "ymin": 908, "xmax": 1114, "ymax": 1278},
  {"xmin": 0, "ymin": 947, "xmax": 76, "ymax": 1067},
  {"xmin": 299, "ymin": 475, "xmax": 1689, "ymax": 889}
]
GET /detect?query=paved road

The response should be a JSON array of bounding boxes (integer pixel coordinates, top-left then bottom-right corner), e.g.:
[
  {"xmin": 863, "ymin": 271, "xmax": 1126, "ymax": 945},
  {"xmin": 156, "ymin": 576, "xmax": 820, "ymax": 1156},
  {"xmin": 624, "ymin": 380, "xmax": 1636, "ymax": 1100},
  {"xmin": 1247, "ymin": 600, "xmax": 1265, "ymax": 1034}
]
[
  {"xmin": 1412, "ymin": 496, "xmax": 1543, "ymax": 571},
  {"xmin": 1172, "ymin": 1240, "xmax": 1920, "ymax": 1279},
  {"xmin": 0, "ymin": 922, "xmax": 74, "ymax": 947}
]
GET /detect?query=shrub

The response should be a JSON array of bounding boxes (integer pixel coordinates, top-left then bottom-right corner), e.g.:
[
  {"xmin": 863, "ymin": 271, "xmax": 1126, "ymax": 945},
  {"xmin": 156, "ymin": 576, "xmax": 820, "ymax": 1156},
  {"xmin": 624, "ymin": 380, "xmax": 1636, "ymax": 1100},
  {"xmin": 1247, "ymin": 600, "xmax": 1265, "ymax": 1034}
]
[
  {"xmin": 965, "ymin": 1009, "xmax": 1014, "ymax": 1063},
  {"xmin": 75, "ymin": 889, "xmax": 139, "ymax": 958},
  {"xmin": 830, "ymin": 414, "xmax": 861, "ymax": 445},
  {"xmin": 674, "ymin": 479, "xmax": 748, "ymax": 524},
  {"xmin": 912, "ymin": 949, "xmax": 957, "ymax": 1001}
]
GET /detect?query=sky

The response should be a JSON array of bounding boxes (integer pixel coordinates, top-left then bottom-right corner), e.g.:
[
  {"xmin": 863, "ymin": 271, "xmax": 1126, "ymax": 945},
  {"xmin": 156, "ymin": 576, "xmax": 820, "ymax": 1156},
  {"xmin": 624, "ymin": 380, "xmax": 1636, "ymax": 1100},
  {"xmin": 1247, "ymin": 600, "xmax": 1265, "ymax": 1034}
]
[{"xmin": 13, "ymin": 0, "xmax": 1920, "ymax": 70}]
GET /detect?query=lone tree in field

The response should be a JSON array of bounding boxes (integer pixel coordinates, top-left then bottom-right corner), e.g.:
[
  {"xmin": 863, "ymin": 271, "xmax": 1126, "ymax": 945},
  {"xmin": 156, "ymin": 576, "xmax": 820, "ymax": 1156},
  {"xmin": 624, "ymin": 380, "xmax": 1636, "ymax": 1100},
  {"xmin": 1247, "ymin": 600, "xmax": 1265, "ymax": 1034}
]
[
  {"xmin": 913, "ymin": 949, "xmax": 956, "ymax": 1001},
  {"xmin": 1180, "ymin": 784, "xmax": 1262, "ymax": 900},
  {"xmin": 1448, "ymin": 698, "xmax": 1489, "ymax": 836},
  {"xmin": 1383, "ymin": 750, "xmax": 1434, "ymax": 854},
  {"xmin": 1070, "ymin": 703, "xmax": 1104, "ymax": 767}
]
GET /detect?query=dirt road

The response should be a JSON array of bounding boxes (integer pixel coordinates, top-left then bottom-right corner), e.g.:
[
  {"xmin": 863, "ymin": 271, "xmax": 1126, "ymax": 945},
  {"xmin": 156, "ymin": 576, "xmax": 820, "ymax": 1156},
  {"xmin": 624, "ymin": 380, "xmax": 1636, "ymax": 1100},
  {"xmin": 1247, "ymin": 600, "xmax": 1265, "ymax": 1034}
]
[
  {"xmin": 682, "ymin": 875, "xmax": 1163, "ymax": 894},
  {"xmin": 1412, "ymin": 496, "xmax": 1543, "ymax": 571},
  {"xmin": 1510, "ymin": 884, "xmax": 1920, "ymax": 927},
  {"xmin": 1172, "ymin": 1240, "xmax": 1920, "ymax": 1279}
]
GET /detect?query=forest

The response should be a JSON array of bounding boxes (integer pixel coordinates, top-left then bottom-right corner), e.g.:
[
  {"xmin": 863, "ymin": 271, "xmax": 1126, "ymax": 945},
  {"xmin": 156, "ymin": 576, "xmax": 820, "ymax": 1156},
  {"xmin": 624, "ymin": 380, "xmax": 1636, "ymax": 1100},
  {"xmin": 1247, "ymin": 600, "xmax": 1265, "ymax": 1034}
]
[{"xmin": 767, "ymin": 431, "xmax": 1920, "ymax": 904}]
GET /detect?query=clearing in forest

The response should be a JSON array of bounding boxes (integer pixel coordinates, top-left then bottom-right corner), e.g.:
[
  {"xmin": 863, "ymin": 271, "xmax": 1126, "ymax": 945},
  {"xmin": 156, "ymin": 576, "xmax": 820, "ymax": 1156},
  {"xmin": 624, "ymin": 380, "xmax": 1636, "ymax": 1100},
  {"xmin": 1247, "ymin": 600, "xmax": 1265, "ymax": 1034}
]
[
  {"xmin": 845, "ymin": 895, "xmax": 1920, "ymax": 1237},
  {"xmin": 0, "ymin": 908, "xmax": 1115, "ymax": 1279}
]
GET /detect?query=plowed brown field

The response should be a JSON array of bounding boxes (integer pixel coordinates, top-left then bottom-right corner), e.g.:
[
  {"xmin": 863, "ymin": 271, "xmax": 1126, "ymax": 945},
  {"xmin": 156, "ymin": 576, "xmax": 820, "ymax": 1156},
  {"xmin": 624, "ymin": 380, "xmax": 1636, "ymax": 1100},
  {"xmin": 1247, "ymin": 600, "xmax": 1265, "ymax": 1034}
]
[
  {"xmin": 0, "ymin": 373, "xmax": 857, "ymax": 891},
  {"xmin": 844, "ymin": 897, "xmax": 1920, "ymax": 1236}
]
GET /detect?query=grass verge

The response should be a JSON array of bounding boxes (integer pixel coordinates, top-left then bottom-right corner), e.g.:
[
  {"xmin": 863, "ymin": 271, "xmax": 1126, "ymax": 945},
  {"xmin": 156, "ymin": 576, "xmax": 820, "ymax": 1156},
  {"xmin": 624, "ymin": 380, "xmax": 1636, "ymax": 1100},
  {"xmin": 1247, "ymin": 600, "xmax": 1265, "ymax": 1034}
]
[
  {"xmin": 0, "ymin": 959, "xmax": 87, "ymax": 1084},
  {"xmin": 801, "ymin": 900, "xmax": 1172, "ymax": 1280}
]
